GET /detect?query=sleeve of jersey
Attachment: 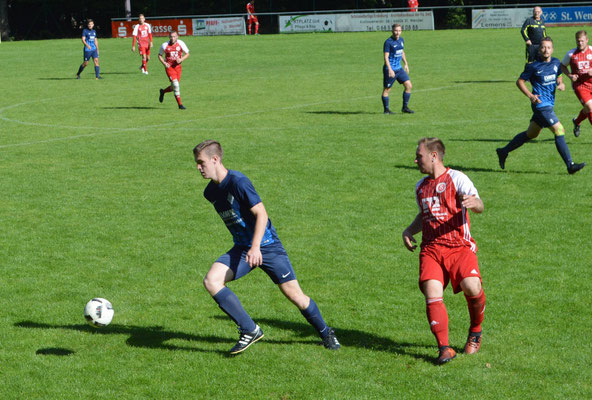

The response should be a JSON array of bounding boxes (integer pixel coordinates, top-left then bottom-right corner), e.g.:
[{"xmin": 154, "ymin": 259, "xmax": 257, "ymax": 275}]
[
  {"xmin": 180, "ymin": 41, "xmax": 189, "ymax": 54},
  {"xmin": 519, "ymin": 63, "xmax": 533, "ymax": 81},
  {"xmin": 554, "ymin": 59, "xmax": 562, "ymax": 76},
  {"xmin": 561, "ymin": 49, "xmax": 574, "ymax": 66},
  {"xmin": 159, "ymin": 43, "xmax": 166, "ymax": 56},
  {"xmin": 383, "ymin": 40, "xmax": 390, "ymax": 53},
  {"xmin": 132, "ymin": 24, "xmax": 139, "ymax": 36},
  {"xmin": 235, "ymin": 177, "xmax": 262, "ymax": 208},
  {"xmin": 449, "ymin": 170, "xmax": 479, "ymax": 198},
  {"xmin": 520, "ymin": 19, "xmax": 529, "ymax": 41},
  {"xmin": 414, "ymin": 178, "xmax": 425, "ymax": 211}
]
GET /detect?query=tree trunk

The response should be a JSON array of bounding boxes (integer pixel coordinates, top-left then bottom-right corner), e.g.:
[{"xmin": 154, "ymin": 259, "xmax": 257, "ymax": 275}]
[{"xmin": 0, "ymin": 0, "xmax": 10, "ymax": 41}]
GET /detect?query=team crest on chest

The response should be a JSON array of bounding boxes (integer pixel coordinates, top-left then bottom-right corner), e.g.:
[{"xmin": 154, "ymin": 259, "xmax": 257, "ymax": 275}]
[
  {"xmin": 587, "ymin": 54, "xmax": 592, "ymax": 60},
  {"xmin": 436, "ymin": 182, "xmax": 446, "ymax": 193},
  {"xmin": 176, "ymin": 46, "xmax": 180, "ymax": 51}
]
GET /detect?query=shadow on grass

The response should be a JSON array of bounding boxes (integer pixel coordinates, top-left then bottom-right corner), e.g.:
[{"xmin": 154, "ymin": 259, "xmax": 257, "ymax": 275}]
[
  {"xmin": 393, "ymin": 164, "xmax": 555, "ymax": 175},
  {"xmin": 449, "ymin": 138, "xmax": 554, "ymax": 143},
  {"xmin": 100, "ymin": 72, "xmax": 137, "ymax": 75},
  {"xmin": 38, "ymin": 78, "xmax": 77, "ymax": 81},
  {"xmin": 305, "ymin": 111, "xmax": 375, "ymax": 115},
  {"xmin": 454, "ymin": 80, "xmax": 513, "ymax": 84},
  {"xmin": 16, "ymin": 318, "xmax": 436, "ymax": 362},
  {"xmin": 36, "ymin": 347, "xmax": 75, "ymax": 356}
]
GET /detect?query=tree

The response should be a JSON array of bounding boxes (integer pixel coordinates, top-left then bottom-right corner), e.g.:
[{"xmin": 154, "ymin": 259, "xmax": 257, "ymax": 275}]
[{"xmin": 0, "ymin": 0, "xmax": 9, "ymax": 40}]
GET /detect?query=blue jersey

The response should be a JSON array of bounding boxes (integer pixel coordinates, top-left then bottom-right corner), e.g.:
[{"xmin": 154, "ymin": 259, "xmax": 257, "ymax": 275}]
[
  {"xmin": 383, "ymin": 36, "xmax": 405, "ymax": 71},
  {"xmin": 82, "ymin": 29, "xmax": 97, "ymax": 51},
  {"xmin": 519, "ymin": 57, "xmax": 561, "ymax": 109},
  {"xmin": 204, "ymin": 170, "xmax": 279, "ymax": 248}
]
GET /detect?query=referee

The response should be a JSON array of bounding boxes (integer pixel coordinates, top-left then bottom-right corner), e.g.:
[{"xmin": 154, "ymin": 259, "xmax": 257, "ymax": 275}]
[{"xmin": 521, "ymin": 6, "xmax": 547, "ymax": 63}]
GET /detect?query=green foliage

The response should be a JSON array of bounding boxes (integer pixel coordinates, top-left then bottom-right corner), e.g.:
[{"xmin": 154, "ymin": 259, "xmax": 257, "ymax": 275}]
[
  {"xmin": 446, "ymin": 0, "xmax": 468, "ymax": 29},
  {"xmin": 0, "ymin": 27, "xmax": 591, "ymax": 399}
]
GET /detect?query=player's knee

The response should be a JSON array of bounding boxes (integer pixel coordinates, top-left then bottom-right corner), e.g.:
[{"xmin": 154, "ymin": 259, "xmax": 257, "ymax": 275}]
[
  {"xmin": 405, "ymin": 81, "xmax": 412, "ymax": 91},
  {"xmin": 553, "ymin": 124, "xmax": 565, "ymax": 137},
  {"xmin": 172, "ymin": 80, "xmax": 180, "ymax": 95},
  {"xmin": 460, "ymin": 277, "xmax": 481, "ymax": 296}
]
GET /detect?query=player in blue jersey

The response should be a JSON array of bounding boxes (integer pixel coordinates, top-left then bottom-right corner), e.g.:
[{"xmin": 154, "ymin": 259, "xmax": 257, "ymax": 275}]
[
  {"xmin": 496, "ymin": 38, "xmax": 586, "ymax": 174},
  {"xmin": 75, "ymin": 19, "xmax": 102, "ymax": 80},
  {"xmin": 382, "ymin": 24, "xmax": 413, "ymax": 114},
  {"xmin": 193, "ymin": 140, "xmax": 340, "ymax": 354}
]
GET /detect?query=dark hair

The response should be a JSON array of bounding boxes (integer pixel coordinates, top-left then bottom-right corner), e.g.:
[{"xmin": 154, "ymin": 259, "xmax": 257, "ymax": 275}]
[
  {"xmin": 392, "ymin": 24, "xmax": 401, "ymax": 30},
  {"xmin": 541, "ymin": 36, "xmax": 553, "ymax": 44}
]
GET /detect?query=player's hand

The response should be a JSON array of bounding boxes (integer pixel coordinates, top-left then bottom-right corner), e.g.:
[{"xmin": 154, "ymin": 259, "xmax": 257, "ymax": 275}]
[
  {"xmin": 402, "ymin": 230, "xmax": 417, "ymax": 252},
  {"xmin": 526, "ymin": 40, "xmax": 532, "ymax": 46},
  {"xmin": 529, "ymin": 94, "xmax": 541, "ymax": 104},
  {"xmin": 569, "ymin": 74, "xmax": 578, "ymax": 82},
  {"xmin": 150, "ymin": 42, "xmax": 154, "ymax": 48},
  {"xmin": 557, "ymin": 82, "xmax": 565, "ymax": 91},
  {"xmin": 460, "ymin": 194, "xmax": 480, "ymax": 210},
  {"xmin": 388, "ymin": 69, "xmax": 395, "ymax": 78},
  {"xmin": 245, "ymin": 247, "xmax": 263, "ymax": 268},
  {"xmin": 404, "ymin": 64, "xmax": 409, "ymax": 73},
  {"xmin": 165, "ymin": 62, "xmax": 170, "ymax": 68},
  {"xmin": 132, "ymin": 46, "xmax": 135, "ymax": 52}
]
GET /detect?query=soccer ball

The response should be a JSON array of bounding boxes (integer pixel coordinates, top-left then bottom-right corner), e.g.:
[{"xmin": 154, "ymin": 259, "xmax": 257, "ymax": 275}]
[{"xmin": 84, "ymin": 298, "xmax": 114, "ymax": 327}]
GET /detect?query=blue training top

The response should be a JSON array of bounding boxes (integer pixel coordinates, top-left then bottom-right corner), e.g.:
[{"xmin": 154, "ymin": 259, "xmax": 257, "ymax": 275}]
[
  {"xmin": 204, "ymin": 170, "xmax": 279, "ymax": 248},
  {"xmin": 519, "ymin": 57, "xmax": 561, "ymax": 109},
  {"xmin": 82, "ymin": 29, "xmax": 97, "ymax": 51},
  {"xmin": 383, "ymin": 36, "xmax": 405, "ymax": 71}
]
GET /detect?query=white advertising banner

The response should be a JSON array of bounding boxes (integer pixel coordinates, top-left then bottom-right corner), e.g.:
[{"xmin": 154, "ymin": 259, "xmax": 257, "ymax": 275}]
[
  {"xmin": 192, "ymin": 17, "xmax": 245, "ymax": 36},
  {"xmin": 279, "ymin": 15, "xmax": 336, "ymax": 33},
  {"xmin": 335, "ymin": 11, "xmax": 434, "ymax": 32},
  {"xmin": 471, "ymin": 8, "xmax": 532, "ymax": 29}
]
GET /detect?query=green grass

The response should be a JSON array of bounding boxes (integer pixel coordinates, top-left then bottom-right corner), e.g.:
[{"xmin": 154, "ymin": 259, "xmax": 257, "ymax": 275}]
[{"xmin": 1, "ymin": 28, "xmax": 591, "ymax": 399}]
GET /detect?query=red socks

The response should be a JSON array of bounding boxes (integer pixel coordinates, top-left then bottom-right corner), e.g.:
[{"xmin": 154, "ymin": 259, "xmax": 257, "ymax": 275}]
[
  {"xmin": 163, "ymin": 86, "xmax": 173, "ymax": 93},
  {"xmin": 142, "ymin": 59, "xmax": 147, "ymax": 71},
  {"xmin": 465, "ymin": 289, "xmax": 486, "ymax": 333},
  {"xmin": 426, "ymin": 297, "xmax": 449, "ymax": 347},
  {"xmin": 174, "ymin": 95, "xmax": 182, "ymax": 106},
  {"xmin": 575, "ymin": 109, "xmax": 587, "ymax": 125}
]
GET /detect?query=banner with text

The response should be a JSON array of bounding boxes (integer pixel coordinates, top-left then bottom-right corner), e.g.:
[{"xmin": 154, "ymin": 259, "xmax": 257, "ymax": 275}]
[
  {"xmin": 471, "ymin": 8, "xmax": 531, "ymax": 29},
  {"xmin": 111, "ymin": 19, "xmax": 192, "ymax": 38},
  {"xmin": 279, "ymin": 15, "xmax": 335, "ymax": 33},
  {"xmin": 542, "ymin": 6, "xmax": 592, "ymax": 26},
  {"xmin": 335, "ymin": 11, "xmax": 434, "ymax": 32},
  {"xmin": 192, "ymin": 17, "xmax": 246, "ymax": 36}
]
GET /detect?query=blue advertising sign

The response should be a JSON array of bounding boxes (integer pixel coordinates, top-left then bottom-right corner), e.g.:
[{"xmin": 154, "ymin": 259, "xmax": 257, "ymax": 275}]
[{"xmin": 542, "ymin": 6, "xmax": 592, "ymax": 26}]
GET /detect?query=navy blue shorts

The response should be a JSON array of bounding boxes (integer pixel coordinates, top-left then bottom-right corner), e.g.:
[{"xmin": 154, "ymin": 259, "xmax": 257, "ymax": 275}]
[
  {"xmin": 531, "ymin": 106, "xmax": 559, "ymax": 128},
  {"xmin": 383, "ymin": 66, "xmax": 410, "ymax": 89},
  {"xmin": 84, "ymin": 49, "xmax": 99, "ymax": 61},
  {"xmin": 216, "ymin": 242, "xmax": 297, "ymax": 284}
]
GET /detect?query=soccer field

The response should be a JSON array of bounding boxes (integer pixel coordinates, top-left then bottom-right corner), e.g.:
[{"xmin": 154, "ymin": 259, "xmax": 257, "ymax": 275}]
[{"xmin": 1, "ymin": 27, "xmax": 591, "ymax": 399}]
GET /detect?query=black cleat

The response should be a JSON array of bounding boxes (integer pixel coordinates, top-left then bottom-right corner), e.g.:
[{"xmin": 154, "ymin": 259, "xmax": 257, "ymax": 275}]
[
  {"xmin": 159, "ymin": 89, "xmax": 165, "ymax": 103},
  {"xmin": 573, "ymin": 118, "xmax": 581, "ymax": 138},
  {"xmin": 384, "ymin": 109, "xmax": 395, "ymax": 115},
  {"xmin": 95, "ymin": 76, "xmax": 103, "ymax": 80},
  {"xmin": 567, "ymin": 162, "xmax": 586, "ymax": 175},
  {"xmin": 402, "ymin": 106, "xmax": 415, "ymax": 114},
  {"xmin": 229, "ymin": 325, "xmax": 264, "ymax": 354},
  {"xmin": 178, "ymin": 104, "xmax": 186, "ymax": 110},
  {"xmin": 75, "ymin": 74, "xmax": 80, "ymax": 80},
  {"xmin": 496, "ymin": 148, "xmax": 508, "ymax": 170},
  {"xmin": 322, "ymin": 327, "xmax": 341, "ymax": 350}
]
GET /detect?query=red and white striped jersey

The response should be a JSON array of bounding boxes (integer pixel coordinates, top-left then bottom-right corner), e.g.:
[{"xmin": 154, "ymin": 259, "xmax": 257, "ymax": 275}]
[
  {"xmin": 132, "ymin": 23, "xmax": 152, "ymax": 47},
  {"xmin": 159, "ymin": 40, "xmax": 189, "ymax": 67},
  {"xmin": 561, "ymin": 45, "xmax": 592, "ymax": 86},
  {"xmin": 415, "ymin": 168, "xmax": 479, "ymax": 252}
]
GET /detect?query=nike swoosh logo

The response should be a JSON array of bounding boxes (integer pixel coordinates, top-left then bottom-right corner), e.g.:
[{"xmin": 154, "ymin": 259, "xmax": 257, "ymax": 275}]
[{"xmin": 282, "ymin": 272, "xmax": 291, "ymax": 278}]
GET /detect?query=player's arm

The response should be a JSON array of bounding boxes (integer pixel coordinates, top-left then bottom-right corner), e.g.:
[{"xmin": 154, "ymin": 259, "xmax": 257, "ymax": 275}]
[
  {"xmin": 178, "ymin": 52, "xmax": 190, "ymax": 64},
  {"xmin": 402, "ymin": 213, "xmax": 422, "ymax": 252},
  {"xmin": 401, "ymin": 50, "xmax": 409, "ymax": 73},
  {"xmin": 521, "ymin": 20, "xmax": 531, "ymax": 45},
  {"xmin": 149, "ymin": 32, "xmax": 153, "ymax": 48},
  {"xmin": 557, "ymin": 74, "xmax": 565, "ymax": 91},
  {"xmin": 384, "ymin": 52, "xmax": 395, "ymax": 78},
  {"xmin": 245, "ymin": 202, "xmax": 268, "ymax": 268},
  {"xmin": 461, "ymin": 195, "xmax": 484, "ymax": 213},
  {"xmin": 132, "ymin": 35, "xmax": 137, "ymax": 51},
  {"xmin": 158, "ymin": 53, "xmax": 169, "ymax": 68},
  {"xmin": 516, "ymin": 78, "xmax": 540, "ymax": 104},
  {"xmin": 95, "ymin": 37, "xmax": 99, "ymax": 54},
  {"xmin": 82, "ymin": 35, "xmax": 91, "ymax": 50}
]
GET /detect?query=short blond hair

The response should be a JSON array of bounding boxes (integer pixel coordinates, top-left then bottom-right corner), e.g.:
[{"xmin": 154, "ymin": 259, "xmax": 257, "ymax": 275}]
[
  {"xmin": 193, "ymin": 140, "xmax": 223, "ymax": 159},
  {"xmin": 418, "ymin": 137, "xmax": 445, "ymax": 160}
]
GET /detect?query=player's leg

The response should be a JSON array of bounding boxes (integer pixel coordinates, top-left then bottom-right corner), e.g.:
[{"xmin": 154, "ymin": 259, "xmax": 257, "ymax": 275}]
[
  {"xmin": 92, "ymin": 56, "xmax": 101, "ymax": 79},
  {"xmin": 76, "ymin": 59, "xmax": 89, "ymax": 78},
  {"xmin": 382, "ymin": 66, "xmax": 395, "ymax": 114},
  {"xmin": 248, "ymin": 18, "xmax": 252, "ymax": 35},
  {"xmin": 459, "ymin": 277, "xmax": 485, "ymax": 354},
  {"xmin": 255, "ymin": 21, "xmax": 259, "ymax": 35},
  {"xmin": 401, "ymin": 78, "xmax": 413, "ymax": 113},
  {"xmin": 203, "ymin": 250, "xmax": 263, "ymax": 354},
  {"xmin": 171, "ymin": 79, "xmax": 185, "ymax": 109},
  {"xmin": 496, "ymin": 120, "xmax": 542, "ymax": 169},
  {"xmin": 549, "ymin": 122, "xmax": 586, "ymax": 174},
  {"xmin": 419, "ymin": 248, "xmax": 454, "ymax": 364},
  {"xmin": 573, "ymin": 88, "xmax": 592, "ymax": 136},
  {"xmin": 278, "ymin": 280, "xmax": 340, "ymax": 349}
]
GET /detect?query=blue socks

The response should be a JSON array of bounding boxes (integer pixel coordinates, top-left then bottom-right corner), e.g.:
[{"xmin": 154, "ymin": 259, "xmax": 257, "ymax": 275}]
[
  {"xmin": 502, "ymin": 131, "xmax": 530, "ymax": 153},
  {"xmin": 300, "ymin": 299, "xmax": 329, "ymax": 338},
  {"xmin": 381, "ymin": 96, "xmax": 390, "ymax": 111},
  {"xmin": 554, "ymin": 135, "xmax": 573, "ymax": 166},
  {"xmin": 77, "ymin": 64, "xmax": 85, "ymax": 75},
  {"xmin": 213, "ymin": 287, "xmax": 257, "ymax": 332},
  {"xmin": 94, "ymin": 66, "xmax": 100, "ymax": 78},
  {"xmin": 403, "ymin": 91, "xmax": 411, "ymax": 108}
]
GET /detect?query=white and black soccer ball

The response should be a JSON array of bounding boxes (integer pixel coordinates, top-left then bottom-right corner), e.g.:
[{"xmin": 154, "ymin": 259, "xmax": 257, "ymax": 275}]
[{"xmin": 84, "ymin": 298, "xmax": 114, "ymax": 327}]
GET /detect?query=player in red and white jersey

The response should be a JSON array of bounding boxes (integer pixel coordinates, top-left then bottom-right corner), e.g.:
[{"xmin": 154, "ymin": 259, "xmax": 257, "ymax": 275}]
[
  {"xmin": 403, "ymin": 137, "xmax": 486, "ymax": 365},
  {"xmin": 561, "ymin": 30, "xmax": 592, "ymax": 137},
  {"xmin": 246, "ymin": 0, "xmax": 259, "ymax": 35},
  {"xmin": 158, "ymin": 31, "xmax": 190, "ymax": 110},
  {"xmin": 132, "ymin": 14, "xmax": 153, "ymax": 75}
]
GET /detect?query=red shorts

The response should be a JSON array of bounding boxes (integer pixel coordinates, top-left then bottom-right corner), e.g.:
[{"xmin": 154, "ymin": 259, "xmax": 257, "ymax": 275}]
[
  {"xmin": 139, "ymin": 45, "xmax": 150, "ymax": 56},
  {"xmin": 166, "ymin": 65, "xmax": 182, "ymax": 82},
  {"xmin": 419, "ymin": 244, "xmax": 481, "ymax": 294},
  {"xmin": 574, "ymin": 82, "xmax": 592, "ymax": 105},
  {"xmin": 248, "ymin": 16, "xmax": 258, "ymax": 23}
]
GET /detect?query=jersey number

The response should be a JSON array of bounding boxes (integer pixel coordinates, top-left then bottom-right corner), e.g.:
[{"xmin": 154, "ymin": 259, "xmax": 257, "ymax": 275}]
[{"xmin": 422, "ymin": 196, "xmax": 440, "ymax": 213}]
